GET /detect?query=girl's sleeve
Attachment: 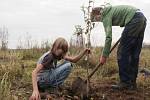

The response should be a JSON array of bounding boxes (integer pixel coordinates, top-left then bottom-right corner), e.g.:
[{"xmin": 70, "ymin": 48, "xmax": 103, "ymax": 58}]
[{"xmin": 41, "ymin": 54, "xmax": 53, "ymax": 68}]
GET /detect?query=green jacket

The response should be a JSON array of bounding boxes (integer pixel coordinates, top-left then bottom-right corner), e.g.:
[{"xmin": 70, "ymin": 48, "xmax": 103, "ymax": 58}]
[{"xmin": 101, "ymin": 5, "xmax": 138, "ymax": 57}]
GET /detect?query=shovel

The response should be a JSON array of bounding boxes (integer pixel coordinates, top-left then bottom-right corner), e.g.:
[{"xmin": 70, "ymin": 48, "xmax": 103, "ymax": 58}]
[{"xmin": 71, "ymin": 38, "xmax": 121, "ymax": 98}]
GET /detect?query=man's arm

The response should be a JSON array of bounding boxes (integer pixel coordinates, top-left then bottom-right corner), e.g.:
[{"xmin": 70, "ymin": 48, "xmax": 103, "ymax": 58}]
[{"xmin": 102, "ymin": 18, "xmax": 112, "ymax": 57}]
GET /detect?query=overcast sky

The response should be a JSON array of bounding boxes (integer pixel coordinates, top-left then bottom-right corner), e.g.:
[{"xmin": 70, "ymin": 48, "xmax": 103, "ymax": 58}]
[{"xmin": 0, "ymin": 0, "xmax": 150, "ymax": 48}]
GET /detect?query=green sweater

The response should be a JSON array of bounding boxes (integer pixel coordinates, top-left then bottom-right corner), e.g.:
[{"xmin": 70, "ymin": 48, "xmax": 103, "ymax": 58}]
[{"xmin": 101, "ymin": 5, "xmax": 138, "ymax": 57}]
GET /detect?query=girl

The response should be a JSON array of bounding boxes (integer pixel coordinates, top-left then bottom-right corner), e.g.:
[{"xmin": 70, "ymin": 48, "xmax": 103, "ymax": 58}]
[{"xmin": 30, "ymin": 37, "xmax": 90, "ymax": 100}]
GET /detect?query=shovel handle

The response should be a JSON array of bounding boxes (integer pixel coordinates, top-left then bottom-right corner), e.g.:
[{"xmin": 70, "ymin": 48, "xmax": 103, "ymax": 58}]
[{"xmin": 88, "ymin": 38, "xmax": 121, "ymax": 79}]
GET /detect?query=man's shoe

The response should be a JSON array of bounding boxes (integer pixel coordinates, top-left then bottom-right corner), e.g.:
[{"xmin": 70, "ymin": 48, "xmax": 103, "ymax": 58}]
[
  {"xmin": 128, "ymin": 83, "xmax": 137, "ymax": 90},
  {"xmin": 111, "ymin": 82, "xmax": 132, "ymax": 90}
]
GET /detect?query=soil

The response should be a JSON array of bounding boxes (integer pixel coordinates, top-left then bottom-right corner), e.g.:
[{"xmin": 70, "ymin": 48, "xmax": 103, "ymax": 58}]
[{"xmin": 13, "ymin": 80, "xmax": 150, "ymax": 100}]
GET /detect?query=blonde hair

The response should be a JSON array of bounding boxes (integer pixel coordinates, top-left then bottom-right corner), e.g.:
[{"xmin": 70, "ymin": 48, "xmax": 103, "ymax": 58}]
[{"xmin": 51, "ymin": 37, "xmax": 68, "ymax": 54}]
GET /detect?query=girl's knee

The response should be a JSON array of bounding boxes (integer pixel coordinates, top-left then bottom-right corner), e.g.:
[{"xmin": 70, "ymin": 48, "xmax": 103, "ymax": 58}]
[
  {"xmin": 64, "ymin": 60, "xmax": 72, "ymax": 65},
  {"xmin": 61, "ymin": 60, "xmax": 72, "ymax": 70},
  {"xmin": 55, "ymin": 61, "xmax": 72, "ymax": 74},
  {"xmin": 63, "ymin": 61, "xmax": 72, "ymax": 71}
]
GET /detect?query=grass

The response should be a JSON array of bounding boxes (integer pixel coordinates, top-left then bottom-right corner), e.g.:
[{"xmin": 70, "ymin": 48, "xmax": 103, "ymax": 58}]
[{"xmin": 0, "ymin": 47, "xmax": 150, "ymax": 99}]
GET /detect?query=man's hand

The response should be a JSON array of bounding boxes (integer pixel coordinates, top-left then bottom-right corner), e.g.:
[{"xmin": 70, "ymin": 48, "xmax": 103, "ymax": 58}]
[
  {"xmin": 99, "ymin": 56, "xmax": 107, "ymax": 65},
  {"xmin": 29, "ymin": 90, "xmax": 41, "ymax": 100}
]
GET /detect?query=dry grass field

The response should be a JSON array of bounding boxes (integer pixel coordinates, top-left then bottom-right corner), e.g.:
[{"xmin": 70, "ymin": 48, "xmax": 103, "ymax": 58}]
[{"xmin": 0, "ymin": 47, "xmax": 150, "ymax": 100}]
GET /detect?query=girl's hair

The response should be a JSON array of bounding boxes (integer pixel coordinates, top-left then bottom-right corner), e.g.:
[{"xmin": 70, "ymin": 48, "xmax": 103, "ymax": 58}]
[{"xmin": 51, "ymin": 37, "xmax": 68, "ymax": 54}]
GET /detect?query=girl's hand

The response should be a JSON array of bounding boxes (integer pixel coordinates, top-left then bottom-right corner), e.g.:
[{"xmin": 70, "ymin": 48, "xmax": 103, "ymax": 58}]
[
  {"xmin": 30, "ymin": 90, "xmax": 41, "ymax": 100},
  {"xmin": 84, "ymin": 48, "xmax": 91, "ymax": 55}
]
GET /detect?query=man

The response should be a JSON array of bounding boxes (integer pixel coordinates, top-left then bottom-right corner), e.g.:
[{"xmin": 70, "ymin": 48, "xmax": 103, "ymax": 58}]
[{"xmin": 91, "ymin": 5, "xmax": 147, "ymax": 90}]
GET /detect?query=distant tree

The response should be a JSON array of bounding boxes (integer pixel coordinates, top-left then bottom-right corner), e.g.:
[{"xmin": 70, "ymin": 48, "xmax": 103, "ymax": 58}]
[
  {"xmin": 0, "ymin": 26, "xmax": 9, "ymax": 50},
  {"xmin": 16, "ymin": 35, "xmax": 23, "ymax": 49},
  {"xmin": 41, "ymin": 40, "xmax": 51, "ymax": 51},
  {"xmin": 24, "ymin": 32, "xmax": 32, "ymax": 49},
  {"xmin": 70, "ymin": 25, "xmax": 85, "ymax": 47}
]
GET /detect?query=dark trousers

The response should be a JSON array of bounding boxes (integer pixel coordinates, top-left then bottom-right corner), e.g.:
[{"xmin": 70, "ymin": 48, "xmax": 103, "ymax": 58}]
[{"xmin": 117, "ymin": 12, "xmax": 147, "ymax": 84}]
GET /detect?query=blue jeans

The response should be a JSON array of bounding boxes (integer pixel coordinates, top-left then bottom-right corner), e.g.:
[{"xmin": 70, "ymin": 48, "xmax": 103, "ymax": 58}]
[
  {"xmin": 117, "ymin": 12, "xmax": 147, "ymax": 84},
  {"xmin": 37, "ymin": 60, "xmax": 72, "ymax": 90}
]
